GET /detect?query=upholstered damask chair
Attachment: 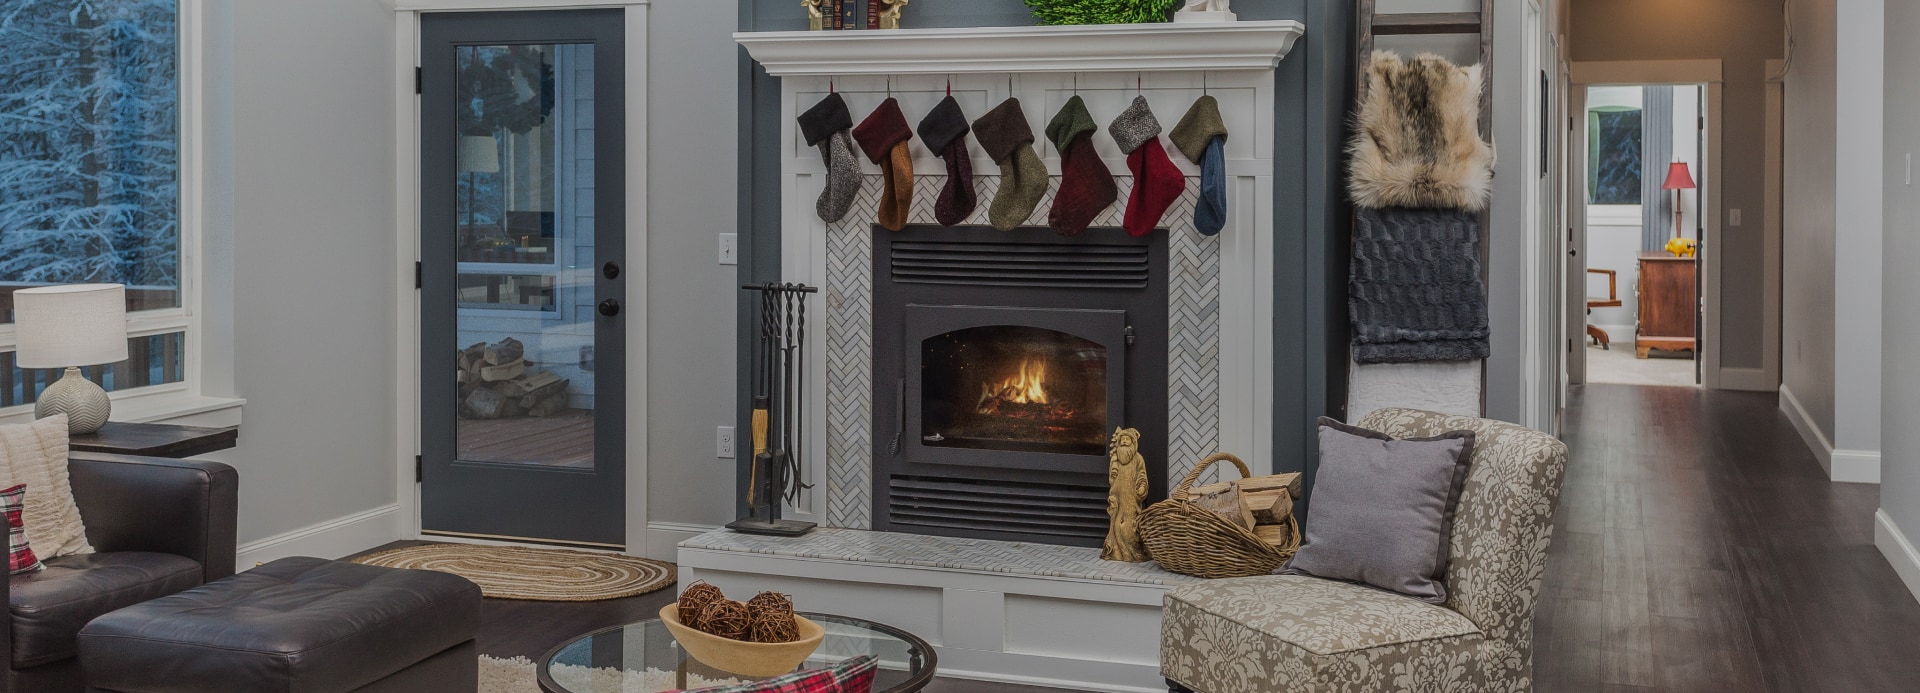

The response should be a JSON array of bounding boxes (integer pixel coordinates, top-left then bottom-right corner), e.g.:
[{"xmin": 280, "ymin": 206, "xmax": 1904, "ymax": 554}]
[{"xmin": 1160, "ymin": 409, "xmax": 1568, "ymax": 693}]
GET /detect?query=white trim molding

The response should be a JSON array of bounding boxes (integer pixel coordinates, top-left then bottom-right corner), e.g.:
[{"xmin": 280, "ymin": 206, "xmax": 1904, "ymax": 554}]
[
  {"xmin": 644, "ymin": 522, "xmax": 721, "ymax": 563},
  {"xmin": 236, "ymin": 504, "xmax": 406, "ymax": 568},
  {"xmin": 1876, "ymin": 510, "xmax": 1920, "ymax": 604},
  {"xmin": 1780, "ymin": 384, "xmax": 1880, "ymax": 483},
  {"xmin": 735, "ymin": 21, "xmax": 1305, "ymax": 76}
]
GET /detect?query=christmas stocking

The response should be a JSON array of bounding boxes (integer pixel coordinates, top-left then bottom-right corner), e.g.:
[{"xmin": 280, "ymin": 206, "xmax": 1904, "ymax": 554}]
[
  {"xmin": 972, "ymin": 97, "xmax": 1049, "ymax": 231},
  {"xmin": 916, "ymin": 95, "xmax": 977, "ymax": 226},
  {"xmin": 797, "ymin": 92, "xmax": 858, "ymax": 223},
  {"xmin": 1045, "ymin": 95, "xmax": 1118, "ymax": 237},
  {"xmin": 1171, "ymin": 95, "xmax": 1230, "ymax": 236},
  {"xmin": 853, "ymin": 97, "xmax": 915, "ymax": 231},
  {"xmin": 1109, "ymin": 95, "xmax": 1186, "ymax": 237}
]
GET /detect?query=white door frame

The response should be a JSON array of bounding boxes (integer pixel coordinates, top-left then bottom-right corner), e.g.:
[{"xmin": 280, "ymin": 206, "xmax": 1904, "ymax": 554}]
[
  {"xmin": 392, "ymin": 1, "xmax": 651, "ymax": 554},
  {"xmin": 1566, "ymin": 59, "xmax": 1770, "ymax": 391}
]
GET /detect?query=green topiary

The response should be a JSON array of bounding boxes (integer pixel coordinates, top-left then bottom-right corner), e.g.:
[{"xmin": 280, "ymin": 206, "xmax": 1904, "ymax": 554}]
[{"xmin": 1025, "ymin": 0, "xmax": 1182, "ymax": 26}]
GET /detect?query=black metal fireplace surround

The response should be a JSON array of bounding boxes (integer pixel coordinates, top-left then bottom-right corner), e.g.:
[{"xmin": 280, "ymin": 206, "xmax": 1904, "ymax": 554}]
[{"xmin": 872, "ymin": 225, "xmax": 1168, "ymax": 547}]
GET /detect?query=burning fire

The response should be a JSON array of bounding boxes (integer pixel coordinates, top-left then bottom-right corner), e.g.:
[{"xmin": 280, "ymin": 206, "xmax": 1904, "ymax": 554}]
[{"xmin": 978, "ymin": 357, "xmax": 1050, "ymax": 411}]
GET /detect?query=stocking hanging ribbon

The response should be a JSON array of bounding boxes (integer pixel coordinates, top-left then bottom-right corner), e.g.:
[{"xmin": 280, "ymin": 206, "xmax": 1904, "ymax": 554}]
[{"xmin": 852, "ymin": 97, "xmax": 915, "ymax": 232}]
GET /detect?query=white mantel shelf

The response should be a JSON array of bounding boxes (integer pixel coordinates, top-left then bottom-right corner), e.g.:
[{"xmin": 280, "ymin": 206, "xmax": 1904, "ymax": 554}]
[{"xmin": 734, "ymin": 20, "xmax": 1306, "ymax": 77}]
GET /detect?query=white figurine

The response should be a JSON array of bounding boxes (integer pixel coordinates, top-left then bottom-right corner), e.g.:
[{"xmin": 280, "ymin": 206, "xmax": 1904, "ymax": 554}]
[{"xmin": 1175, "ymin": 0, "xmax": 1236, "ymax": 22}]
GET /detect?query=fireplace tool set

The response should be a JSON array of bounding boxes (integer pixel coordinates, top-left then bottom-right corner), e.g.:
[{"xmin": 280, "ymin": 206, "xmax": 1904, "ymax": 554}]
[{"xmin": 727, "ymin": 283, "xmax": 818, "ymax": 537}]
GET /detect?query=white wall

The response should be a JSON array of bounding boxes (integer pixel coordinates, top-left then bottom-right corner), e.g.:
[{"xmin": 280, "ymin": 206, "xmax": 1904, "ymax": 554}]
[
  {"xmin": 1832, "ymin": 0, "xmax": 1883, "ymax": 477},
  {"xmin": 204, "ymin": 0, "xmax": 405, "ymax": 552},
  {"xmin": 1781, "ymin": 0, "xmax": 1839, "ymax": 459},
  {"xmin": 1780, "ymin": 0, "xmax": 1882, "ymax": 483},
  {"xmin": 1879, "ymin": 0, "xmax": 1920, "ymax": 602},
  {"xmin": 643, "ymin": 0, "xmax": 741, "ymax": 554}
]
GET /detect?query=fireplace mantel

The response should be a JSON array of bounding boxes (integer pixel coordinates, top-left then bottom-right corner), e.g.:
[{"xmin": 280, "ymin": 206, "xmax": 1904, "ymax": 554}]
[{"xmin": 733, "ymin": 20, "xmax": 1305, "ymax": 76}]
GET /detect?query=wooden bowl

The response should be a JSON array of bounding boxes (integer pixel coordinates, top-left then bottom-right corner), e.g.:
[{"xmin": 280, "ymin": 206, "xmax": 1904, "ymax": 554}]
[{"xmin": 657, "ymin": 604, "xmax": 825, "ymax": 678}]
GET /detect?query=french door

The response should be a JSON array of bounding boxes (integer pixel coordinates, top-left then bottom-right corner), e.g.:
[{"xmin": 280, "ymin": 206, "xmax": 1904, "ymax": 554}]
[{"xmin": 419, "ymin": 10, "xmax": 626, "ymax": 547}]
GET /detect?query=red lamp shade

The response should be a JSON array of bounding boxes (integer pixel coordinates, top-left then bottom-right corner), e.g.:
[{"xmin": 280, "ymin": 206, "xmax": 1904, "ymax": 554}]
[{"xmin": 1661, "ymin": 162, "xmax": 1696, "ymax": 190}]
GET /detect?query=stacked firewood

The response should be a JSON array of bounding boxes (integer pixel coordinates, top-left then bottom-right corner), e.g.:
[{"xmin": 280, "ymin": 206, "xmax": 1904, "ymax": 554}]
[
  {"xmin": 1188, "ymin": 472, "xmax": 1303, "ymax": 551},
  {"xmin": 457, "ymin": 338, "xmax": 570, "ymax": 419}
]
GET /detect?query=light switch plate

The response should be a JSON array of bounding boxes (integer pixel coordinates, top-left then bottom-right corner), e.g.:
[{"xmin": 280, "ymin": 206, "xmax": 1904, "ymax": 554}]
[
  {"xmin": 719, "ymin": 233, "xmax": 738, "ymax": 265},
  {"xmin": 1728, "ymin": 208, "xmax": 1742, "ymax": 227}
]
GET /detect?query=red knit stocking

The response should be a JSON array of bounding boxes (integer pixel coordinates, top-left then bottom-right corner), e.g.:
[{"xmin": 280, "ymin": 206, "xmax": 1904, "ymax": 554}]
[
  {"xmin": 1123, "ymin": 138, "xmax": 1187, "ymax": 237},
  {"xmin": 1048, "ymin": 136, "xmax": 1118, "ymax": 236}
]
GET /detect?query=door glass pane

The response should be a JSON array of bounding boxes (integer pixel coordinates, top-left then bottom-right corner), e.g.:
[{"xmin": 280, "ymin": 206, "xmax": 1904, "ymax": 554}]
[{"xmin": 452, "ymin": 43, "xmax": 595, "ymax": 469}]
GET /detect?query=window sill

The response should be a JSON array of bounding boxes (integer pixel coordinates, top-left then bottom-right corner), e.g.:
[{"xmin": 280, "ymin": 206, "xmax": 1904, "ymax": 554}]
[{"xmin": 0, "ymin": 393, "xmax": 244, "ymax": 429}]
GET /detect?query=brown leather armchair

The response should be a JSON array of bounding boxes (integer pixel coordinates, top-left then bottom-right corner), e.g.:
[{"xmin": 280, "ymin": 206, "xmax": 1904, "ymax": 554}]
[{"xmin": 3, "ymin": 453, "xmax": 237, "ymax": 692}]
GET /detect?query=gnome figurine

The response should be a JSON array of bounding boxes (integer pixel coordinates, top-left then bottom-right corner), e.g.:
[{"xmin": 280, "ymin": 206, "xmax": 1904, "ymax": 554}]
[{"xmin": 1102, "ymin": 428, "xmax": 1150, "ymax": 563}]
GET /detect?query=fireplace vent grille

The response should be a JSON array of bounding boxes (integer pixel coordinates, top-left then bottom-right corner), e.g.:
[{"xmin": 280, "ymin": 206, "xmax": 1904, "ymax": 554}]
[
  {"xmin": 886, "ymin": 475, "xmax": 1108, "ymax": 544},
  {"xmin": 889, "ymin": 241, "xmax": 1149, "ymax": 289}
]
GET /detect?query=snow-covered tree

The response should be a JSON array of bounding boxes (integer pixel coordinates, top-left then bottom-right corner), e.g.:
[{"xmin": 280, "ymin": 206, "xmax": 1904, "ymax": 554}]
[{"xmin": 0, "ymin": 0, "xmax": 178, "ymax": 298}]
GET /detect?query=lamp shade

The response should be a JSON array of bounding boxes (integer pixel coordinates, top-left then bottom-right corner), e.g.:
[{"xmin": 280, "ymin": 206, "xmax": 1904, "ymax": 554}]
[
  {"xmin": 13, "ymin": 284, "xmax": 129, "ymax": 368},
  {"xmin": 1661, "ymin": 161, "xmax": 1696, "ymax": 190},
  {"xmin": 458, "ymin": 135, "xmax": 500, "ymax": 173}
]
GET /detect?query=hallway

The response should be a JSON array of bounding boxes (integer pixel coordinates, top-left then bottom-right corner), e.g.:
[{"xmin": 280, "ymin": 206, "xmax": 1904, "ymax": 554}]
[{"xmin": 1536, "ymin": 384, "xmax": 1920, "ymax": 691}]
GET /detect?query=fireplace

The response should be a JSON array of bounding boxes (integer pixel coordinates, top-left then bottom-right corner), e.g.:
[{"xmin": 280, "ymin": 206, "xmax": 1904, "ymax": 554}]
[{"xmin": 873, "ymin": 226, "xmax": 1168, "ymax": 547}]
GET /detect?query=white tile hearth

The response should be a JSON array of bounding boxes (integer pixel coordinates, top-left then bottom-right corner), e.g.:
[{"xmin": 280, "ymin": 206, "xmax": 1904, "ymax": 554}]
[{"xmin": 680, "ymin": 527, "xmax": 1202, "ymax": 587}]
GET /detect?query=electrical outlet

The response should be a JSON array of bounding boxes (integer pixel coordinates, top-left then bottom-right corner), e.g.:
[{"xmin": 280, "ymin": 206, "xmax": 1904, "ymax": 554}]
[
  {"xmin": 1728, "ymin": 208, "xmax": 1742, "ymax": 227},
  {"xmin": 717, "ymin": 426, "xmax": 735, "ymax": 458},
  {"xmin": 718, "ymin": 233, "xmax": 738, "ymax": 265}
]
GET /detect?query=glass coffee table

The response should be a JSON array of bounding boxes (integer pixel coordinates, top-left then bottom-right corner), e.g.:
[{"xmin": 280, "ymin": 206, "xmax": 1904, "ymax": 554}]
[{"xmin": 536, "ymin": 612, "xmax": 936, "ymax": 692}]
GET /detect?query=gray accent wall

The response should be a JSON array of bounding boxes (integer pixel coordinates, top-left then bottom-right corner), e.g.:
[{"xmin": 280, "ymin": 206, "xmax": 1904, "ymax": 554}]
[
  {"xmin": 1881, "ymin": 0, "xmax": 1920, "ymax": 593},
  {"xmin": 734, "ymin": 1, "xmax": 1355, "ymax": 515}
]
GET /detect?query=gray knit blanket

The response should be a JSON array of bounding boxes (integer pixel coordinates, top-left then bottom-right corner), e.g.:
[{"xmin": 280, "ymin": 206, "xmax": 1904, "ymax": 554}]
[{"xmin": 1349, "ymin": 206, "xmax": 1490, "ymax": 364}]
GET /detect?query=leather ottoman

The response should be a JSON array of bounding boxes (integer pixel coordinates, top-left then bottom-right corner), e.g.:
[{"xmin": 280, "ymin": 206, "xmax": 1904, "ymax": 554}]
[{"xmin": 75, "ymin": 556, "xmax": 482, "ymax": 693}]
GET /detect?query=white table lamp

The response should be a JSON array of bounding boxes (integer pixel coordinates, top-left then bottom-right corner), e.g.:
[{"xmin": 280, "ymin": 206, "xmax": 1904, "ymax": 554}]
[{"xmin": 14, "ymin": 284, "xmax": 129, "ymax": 434}]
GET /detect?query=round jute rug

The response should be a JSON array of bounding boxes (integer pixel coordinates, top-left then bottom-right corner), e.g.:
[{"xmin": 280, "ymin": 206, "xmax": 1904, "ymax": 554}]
[{"xmin": 351, "ymin": 544, "xmax": 674, "ymax": 601}]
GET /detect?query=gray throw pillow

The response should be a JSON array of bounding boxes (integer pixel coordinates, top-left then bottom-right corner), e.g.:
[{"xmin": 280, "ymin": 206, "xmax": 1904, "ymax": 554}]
[{"xmin": 1284, "ymin": 417, "xmax": 1474, "ymax": 603}]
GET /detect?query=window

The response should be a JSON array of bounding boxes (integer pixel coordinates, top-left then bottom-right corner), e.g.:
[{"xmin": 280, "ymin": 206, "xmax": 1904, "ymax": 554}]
[
  {"xmin": 1588, "ymin": 106, "xmax": 1643, "ymax": 205},
  {"xmin": 0, "ymin": 0, "xmax": 186, "ymax": 405}
]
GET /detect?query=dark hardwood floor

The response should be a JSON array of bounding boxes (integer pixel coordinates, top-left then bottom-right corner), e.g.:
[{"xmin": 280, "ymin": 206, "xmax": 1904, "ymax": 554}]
[{"xmin": 363, "ymin": 384, "xmax": 1920, "ymax": 691}]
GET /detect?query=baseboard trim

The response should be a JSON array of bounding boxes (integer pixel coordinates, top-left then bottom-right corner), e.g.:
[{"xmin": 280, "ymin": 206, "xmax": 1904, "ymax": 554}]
[
  {"xmin": 1718, "ymin": 367, "xmax": 1774, "ymax": 392},
  {"xmin": 1831, "ymin": 449, "xmax": 1883, "ymax": 484},
  {"xmin": 236, "ymin": 504, "xmax": 405, "ymax": 568},
  {"xmin": 1777, "ymin": 385, "xmax": 1877, "ymax": 482},
  {"xmin": 1876, "ymin": 509, "xmax": 1920, "ymax": 604},
  {"xmin": 646, "ymin": 522, "xmax": 721, "ymax": 563}
]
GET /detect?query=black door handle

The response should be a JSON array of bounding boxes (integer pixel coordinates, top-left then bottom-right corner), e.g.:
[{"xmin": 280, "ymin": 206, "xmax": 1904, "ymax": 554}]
[
  {"xmin": 603, "ymin": 262, "xmax": 621, "ymax": 280},
  {"xmin": 598, "ymin": 299, "xmax": 621, "ymax": 317}
]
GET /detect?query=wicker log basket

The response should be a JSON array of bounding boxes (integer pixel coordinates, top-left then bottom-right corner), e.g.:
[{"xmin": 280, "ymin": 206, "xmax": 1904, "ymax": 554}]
[{"xmin": 1140, "ymin": 453, "xmax": 1302, "ymax": 579}]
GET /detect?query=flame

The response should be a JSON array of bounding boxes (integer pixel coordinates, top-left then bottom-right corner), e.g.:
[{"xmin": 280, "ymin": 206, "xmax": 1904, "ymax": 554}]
[{"xmin": 980, "ymin": 357, "xmax": 1050, "ymax": 408}]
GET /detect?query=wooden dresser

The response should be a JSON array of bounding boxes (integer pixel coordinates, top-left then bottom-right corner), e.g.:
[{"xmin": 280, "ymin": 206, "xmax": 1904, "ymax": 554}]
[{"xmin": 1636, "ymin": 252, "xmax": 1697, "ymax": 358}]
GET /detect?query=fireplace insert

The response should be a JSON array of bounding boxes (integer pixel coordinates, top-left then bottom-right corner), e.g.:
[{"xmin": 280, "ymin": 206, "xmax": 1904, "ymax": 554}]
[{"xmin": 872, "ymin": 226, "xmax": 1168, "ymax": 547}]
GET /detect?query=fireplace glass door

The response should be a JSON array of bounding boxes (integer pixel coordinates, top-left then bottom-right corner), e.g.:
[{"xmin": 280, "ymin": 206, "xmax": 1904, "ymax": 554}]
[
  {"xmin": 921, "ymin": 326, "xmax": 1109, "ymax": 457},
  {"xmin": 904, "ymin": 306, "xmax": 1126, "ymax": 472}
]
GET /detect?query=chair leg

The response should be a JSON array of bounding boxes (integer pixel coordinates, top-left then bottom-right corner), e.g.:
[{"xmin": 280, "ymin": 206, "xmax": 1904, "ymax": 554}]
[
  {"xmin": 1167, "ymin": 679, "xmax": 1196, "ymax": 693},
  {"xmin": 1585, "ymin": 324, "xmax": 1611, "ymax": 350}
]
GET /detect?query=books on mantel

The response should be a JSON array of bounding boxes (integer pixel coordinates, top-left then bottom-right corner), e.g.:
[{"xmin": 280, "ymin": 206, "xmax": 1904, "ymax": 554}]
[
  {"xmin": 841, "ymin": 0, "xmax": 858, "ymax": 29},
  {"xmin": 828, "ymin": 0, "xmax": 842, "ymax": 29},
  {"xmin": 867, "ymin": 0, "xmax": 881, "ymax": 28}
]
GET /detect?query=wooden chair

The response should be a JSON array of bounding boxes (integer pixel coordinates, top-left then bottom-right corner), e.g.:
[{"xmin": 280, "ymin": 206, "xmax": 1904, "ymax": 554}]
[{"xmin": 1585, "ymin": 268, "xmax": 1622, "ymax": 349}]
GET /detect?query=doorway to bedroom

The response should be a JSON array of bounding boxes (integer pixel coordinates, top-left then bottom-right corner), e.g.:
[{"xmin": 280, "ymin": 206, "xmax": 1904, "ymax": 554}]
[{"xmin": 1571, "ymin": 82, "xmax": 1706, "ymax": 388}]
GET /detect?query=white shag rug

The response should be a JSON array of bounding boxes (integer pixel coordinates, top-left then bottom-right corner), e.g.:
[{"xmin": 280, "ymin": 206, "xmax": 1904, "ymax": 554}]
[{"xmin": 480, "ymin": 655, "xmax": 743, "ymax": 693}]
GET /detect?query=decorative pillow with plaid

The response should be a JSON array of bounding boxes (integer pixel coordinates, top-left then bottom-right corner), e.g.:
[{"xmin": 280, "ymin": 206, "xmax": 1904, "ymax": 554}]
[
  {"xmin": 3, "ymin": 483, "xmax": 44, "ymax": 574},
  {"xmin": 675, "ymin": 655, "xmax": 880, "ymax": 693}
]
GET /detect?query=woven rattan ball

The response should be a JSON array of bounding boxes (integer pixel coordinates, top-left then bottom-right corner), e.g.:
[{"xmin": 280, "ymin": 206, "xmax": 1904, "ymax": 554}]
[
  {"xmin": 745, "ymin": 592, "xmax": 798, "ymax": 643},
  {"xmin": 698, "ymin": 598, "xmax": 752, "ymax": 641},
  {"xmin": 677, "ymin": 581, "xmax": 725, "ymax": 629}
]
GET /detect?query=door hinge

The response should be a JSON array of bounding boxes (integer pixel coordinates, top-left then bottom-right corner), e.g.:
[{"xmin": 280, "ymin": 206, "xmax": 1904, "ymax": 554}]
[
  {"xmin": 415, "ymin": 454, "xmax": 423, "ymax": 482},
  {"xmin": 1698, "ymin": 115, "xmax": 1705, "ymax": 131},
  {"xmin": 1568, "ymin": 338, "xmax": 1574, "ymax": 353},
  {"xmin": 415, "ymin": 67, "xmax": 423, "ymax": 95},
  {"xmin": 415, "ymin": 261, "xmax": 422, "ymax": 289}
]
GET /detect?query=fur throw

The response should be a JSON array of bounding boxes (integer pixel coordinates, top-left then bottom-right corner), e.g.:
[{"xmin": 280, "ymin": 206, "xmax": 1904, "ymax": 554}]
[{"xmin": 1348, "ymin": 51, "xmax": 1493, "ymax": 212}]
